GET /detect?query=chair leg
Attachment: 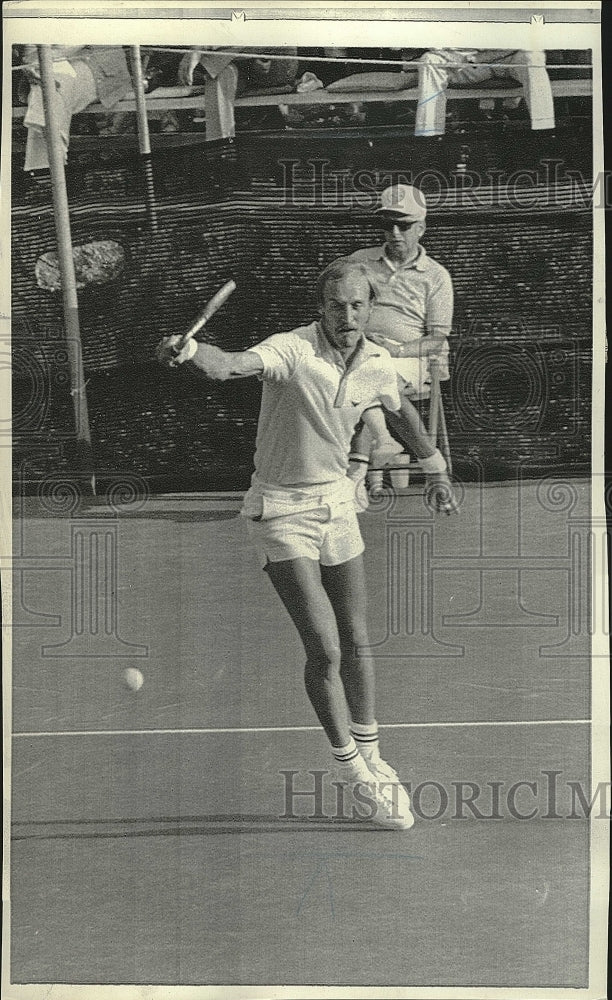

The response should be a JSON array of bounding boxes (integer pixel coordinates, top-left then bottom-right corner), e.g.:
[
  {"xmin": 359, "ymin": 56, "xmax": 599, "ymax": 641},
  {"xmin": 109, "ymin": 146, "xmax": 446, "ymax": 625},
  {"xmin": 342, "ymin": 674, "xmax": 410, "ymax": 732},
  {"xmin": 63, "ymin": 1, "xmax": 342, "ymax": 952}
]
[
  {"xmin": 428, "ymin": 359, "xmax": 442, "ymax": 448},
  {"xmin": 426, "ymin": 358, "xmax": 453, "ymax": 477},
  {"xmin": 438, "ymin": 394, "xmax": 452, "ymax": 476}
]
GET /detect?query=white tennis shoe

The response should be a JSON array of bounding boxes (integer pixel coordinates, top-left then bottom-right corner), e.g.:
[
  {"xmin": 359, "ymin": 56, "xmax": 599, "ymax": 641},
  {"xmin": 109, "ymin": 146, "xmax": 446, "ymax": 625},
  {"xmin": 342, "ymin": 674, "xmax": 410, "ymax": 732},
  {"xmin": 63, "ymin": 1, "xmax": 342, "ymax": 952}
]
[
  {"xmin": 334, "ymin": 757, "xmax": 415, "ymax": 831},
  {"xmin": 361, "ymin": 755, "xmax": 415, "ymax": 828}
]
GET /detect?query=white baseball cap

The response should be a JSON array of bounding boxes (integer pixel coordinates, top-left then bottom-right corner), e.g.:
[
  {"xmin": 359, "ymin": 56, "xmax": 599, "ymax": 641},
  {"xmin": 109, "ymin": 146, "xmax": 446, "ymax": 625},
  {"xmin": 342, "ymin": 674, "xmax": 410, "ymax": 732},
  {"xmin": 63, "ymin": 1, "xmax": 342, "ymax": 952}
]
[{"xmin": 375, "ymin": 184, "xmax": 427, "ymax": 221}]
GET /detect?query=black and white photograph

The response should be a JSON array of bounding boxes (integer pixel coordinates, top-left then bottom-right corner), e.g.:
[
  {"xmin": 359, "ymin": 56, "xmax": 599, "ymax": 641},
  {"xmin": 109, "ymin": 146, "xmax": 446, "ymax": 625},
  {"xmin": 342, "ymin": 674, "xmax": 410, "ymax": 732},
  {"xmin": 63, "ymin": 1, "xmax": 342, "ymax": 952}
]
[{"xmin": 1, "ymin": 2, "xmax": 608, "ymax": 997}]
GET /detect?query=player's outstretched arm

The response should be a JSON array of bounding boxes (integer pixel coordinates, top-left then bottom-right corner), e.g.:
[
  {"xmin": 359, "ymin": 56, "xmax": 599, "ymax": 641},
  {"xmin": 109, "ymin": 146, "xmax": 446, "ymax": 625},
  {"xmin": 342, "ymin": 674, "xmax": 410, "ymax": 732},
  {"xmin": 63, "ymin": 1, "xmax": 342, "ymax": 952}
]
[{"xmin": 156, "ymin": 337, "xmax": 263, "ymax": 380}]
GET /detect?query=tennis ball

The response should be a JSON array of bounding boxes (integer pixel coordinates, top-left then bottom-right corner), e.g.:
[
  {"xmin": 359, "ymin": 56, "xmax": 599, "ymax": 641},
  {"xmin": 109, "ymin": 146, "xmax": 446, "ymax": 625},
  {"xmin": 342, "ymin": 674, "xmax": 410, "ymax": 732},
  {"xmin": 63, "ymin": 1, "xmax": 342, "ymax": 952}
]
[{"xmin": 124, "ymin": 667, "xmax": 144, "ymax": 692}]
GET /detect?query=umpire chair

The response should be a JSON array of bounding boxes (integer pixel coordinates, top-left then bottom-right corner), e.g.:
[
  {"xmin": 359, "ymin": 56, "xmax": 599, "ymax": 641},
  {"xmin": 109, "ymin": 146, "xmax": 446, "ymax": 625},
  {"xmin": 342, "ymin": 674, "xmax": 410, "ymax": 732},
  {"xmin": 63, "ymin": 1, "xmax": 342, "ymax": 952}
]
[{"xmin": 368, "ymin": 357, "xmax": 453, "ymax": 491}]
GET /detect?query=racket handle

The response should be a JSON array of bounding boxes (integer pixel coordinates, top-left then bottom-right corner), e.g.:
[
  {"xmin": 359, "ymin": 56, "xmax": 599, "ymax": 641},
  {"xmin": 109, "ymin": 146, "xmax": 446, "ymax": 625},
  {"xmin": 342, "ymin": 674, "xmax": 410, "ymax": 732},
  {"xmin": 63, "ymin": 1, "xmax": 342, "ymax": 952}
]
[{"xmin": 178, "ymin": 280, "xmax": 236, "ymax": 349}]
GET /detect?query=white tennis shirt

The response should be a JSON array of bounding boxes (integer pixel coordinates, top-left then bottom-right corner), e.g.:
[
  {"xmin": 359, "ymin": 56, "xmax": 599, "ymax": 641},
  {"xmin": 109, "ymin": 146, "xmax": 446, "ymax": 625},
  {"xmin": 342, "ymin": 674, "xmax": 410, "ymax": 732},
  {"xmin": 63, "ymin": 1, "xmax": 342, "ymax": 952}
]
[{"xmin": 246, "ymin": 321, "xmax": 400, "ymax": 491}]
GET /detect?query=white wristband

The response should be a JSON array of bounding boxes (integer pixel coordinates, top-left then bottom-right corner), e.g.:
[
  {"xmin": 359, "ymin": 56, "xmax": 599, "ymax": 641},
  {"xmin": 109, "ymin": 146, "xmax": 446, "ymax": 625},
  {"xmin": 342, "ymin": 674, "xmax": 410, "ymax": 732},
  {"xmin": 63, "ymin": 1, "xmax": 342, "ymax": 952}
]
[
  {"xmin": 181, "ymin": 339, "xmax": 198, "ymax": 362},
  {"xmin": 419, "ymin": 449, "xmax": 447, "ymax": 474}
]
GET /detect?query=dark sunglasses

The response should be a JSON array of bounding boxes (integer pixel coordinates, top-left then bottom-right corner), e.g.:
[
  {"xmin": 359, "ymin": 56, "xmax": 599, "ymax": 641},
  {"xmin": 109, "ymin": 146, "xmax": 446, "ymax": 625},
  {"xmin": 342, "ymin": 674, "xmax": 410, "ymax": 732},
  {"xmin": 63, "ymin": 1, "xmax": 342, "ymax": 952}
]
[{"xmin": 377, "ymin": 217, "xmax": 418, "ymax": 231}]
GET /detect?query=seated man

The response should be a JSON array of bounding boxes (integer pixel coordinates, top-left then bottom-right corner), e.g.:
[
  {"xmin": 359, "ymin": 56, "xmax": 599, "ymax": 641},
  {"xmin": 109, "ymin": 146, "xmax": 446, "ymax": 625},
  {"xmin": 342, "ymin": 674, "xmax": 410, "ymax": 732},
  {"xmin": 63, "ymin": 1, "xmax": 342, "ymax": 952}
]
[
  {"xmin": 340, "ymin": 184, "xmax": 457, "ymax": 512},
  {"xmin": 21, "ymin": 45, "xmax": 133, "ymax": 173},
  {"xmin": 414, "ymin": 48, "xmax": 555, "ymax": 137}
]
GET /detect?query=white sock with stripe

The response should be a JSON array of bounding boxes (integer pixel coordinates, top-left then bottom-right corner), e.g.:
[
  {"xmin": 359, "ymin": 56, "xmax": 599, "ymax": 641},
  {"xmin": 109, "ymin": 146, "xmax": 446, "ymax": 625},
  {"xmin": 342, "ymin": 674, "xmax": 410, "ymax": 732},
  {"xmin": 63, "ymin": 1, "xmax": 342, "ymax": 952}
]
[
  {"xmin": 350, "ymin": 720, "xmax": 381, "ymax": 762},
  {"xmin": 332, "ymin": 737, "xmax": 370, "ymax": 777}
]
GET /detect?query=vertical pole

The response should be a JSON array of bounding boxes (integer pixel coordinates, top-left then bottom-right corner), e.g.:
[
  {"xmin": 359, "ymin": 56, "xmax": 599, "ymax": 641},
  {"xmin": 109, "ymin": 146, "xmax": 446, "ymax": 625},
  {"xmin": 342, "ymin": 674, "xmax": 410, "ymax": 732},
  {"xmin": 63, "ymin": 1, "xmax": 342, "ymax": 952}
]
[
  {"xmin": 38, "ymin": 45, "xmax": 95, "ymax": 495},
  {"xmin": 130, "ymin": 45, "xmax": 158, "ymax": 231}
]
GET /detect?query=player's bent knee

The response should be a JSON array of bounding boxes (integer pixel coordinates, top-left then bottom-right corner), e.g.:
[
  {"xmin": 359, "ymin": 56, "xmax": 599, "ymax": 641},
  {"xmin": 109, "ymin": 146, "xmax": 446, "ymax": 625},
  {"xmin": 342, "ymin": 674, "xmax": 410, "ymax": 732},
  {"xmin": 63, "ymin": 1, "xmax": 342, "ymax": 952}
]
[
  {"xmin": 337, "ymin": 615, "xmax": 369, "ymax": 650},
  {"xmin": 339, "ymin": 629, "xmax": 369, "ymax": 659},
  {"xmin": 304, "ymin": 645, "xmax": 342, "ymax": 678}
]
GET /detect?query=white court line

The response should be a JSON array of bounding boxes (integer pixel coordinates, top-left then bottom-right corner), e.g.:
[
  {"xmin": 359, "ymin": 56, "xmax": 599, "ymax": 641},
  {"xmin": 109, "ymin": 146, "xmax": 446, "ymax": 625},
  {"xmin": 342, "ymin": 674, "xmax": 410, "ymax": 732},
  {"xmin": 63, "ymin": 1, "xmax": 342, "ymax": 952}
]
[{"xmin": 12, "ymin": 719, "xmax": 591, "ymax": 739}]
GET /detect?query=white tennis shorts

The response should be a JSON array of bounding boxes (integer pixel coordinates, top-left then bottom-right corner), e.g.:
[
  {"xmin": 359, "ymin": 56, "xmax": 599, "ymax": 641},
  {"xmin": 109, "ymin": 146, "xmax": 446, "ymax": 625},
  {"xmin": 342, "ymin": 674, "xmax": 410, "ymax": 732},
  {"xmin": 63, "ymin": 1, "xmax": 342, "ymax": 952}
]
[{"xmin": 246, "ymin": 500, "xmax": 364, "ymax": 567}]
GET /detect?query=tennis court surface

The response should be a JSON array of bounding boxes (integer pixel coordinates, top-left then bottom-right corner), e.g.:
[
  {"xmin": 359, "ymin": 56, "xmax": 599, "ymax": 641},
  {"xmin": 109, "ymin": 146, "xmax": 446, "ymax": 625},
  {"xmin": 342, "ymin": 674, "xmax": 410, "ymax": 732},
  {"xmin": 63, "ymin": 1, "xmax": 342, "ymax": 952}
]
[{"xmin": 9, "ymin": 478, "xmax": 600, "ymax": 988}]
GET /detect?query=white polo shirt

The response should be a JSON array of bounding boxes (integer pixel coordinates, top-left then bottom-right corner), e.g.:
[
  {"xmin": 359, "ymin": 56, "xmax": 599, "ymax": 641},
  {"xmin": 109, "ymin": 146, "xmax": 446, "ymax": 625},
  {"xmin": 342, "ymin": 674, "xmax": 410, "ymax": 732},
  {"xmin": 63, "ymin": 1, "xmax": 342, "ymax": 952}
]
[
  {"xmin": 347, "ymin": 245, "xmax": 453, "ymax": 340},
  {"xmin": 245, "ymin": 321, "xmax": 400, "ymax": 496},
  {"xmin": 347, "ymin": 245, "xmax": 453, "ymax": 388}
]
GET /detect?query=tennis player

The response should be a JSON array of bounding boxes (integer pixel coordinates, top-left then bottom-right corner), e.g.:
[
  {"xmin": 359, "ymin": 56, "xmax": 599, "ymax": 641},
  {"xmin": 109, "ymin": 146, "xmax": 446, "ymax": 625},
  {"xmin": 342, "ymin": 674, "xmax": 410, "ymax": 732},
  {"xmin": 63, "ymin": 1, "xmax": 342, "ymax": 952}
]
[{"xmin": 157, "ymin": 260, "xmax": 414, "ymax": 829}]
